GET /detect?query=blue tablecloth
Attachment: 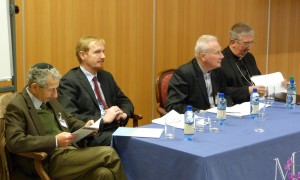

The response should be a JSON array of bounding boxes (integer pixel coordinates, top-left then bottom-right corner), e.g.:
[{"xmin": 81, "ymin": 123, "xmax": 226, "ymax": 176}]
[{"xmin": 112, "ymin": 103, "xmax": 300, "ymax": 180}]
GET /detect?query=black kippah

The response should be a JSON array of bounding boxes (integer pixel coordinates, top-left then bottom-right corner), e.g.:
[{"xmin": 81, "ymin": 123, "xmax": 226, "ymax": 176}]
[{"xmin": 32, "ymin": 63, "xmax": 53, "ymax": 70}]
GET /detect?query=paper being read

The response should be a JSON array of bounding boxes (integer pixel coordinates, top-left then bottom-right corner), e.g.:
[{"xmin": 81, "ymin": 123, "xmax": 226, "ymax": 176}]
[
  {"xmin": 250, "ymin": 72, "xmax": 286, "ymax": 93},
  {"xmin": 72, "ymin": 118, "xmax": 101, "ymax": 143}
]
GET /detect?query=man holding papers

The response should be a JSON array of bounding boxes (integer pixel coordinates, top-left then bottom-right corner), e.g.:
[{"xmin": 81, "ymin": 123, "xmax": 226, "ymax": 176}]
[
  {"xmin": 221, "ymin": 23, "xmax": 267, "ymax": 104},
  {"xmin": 222, "ymin": 23, "xmax": 287, "ymax": 104},
  {"xmin": 166, "ymin": 35, "xmax": 233, "ymax": 114},
  {"xmin": 5, "ymin": 63, "xmax": 126, "ymax": 179}
]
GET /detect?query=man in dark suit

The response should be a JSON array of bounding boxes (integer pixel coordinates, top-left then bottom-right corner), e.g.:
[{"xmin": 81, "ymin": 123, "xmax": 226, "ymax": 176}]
[
  {"xmin": 221, "ymin": 23, "xmax": 266, "ymax": 104},
  {"xmin": 166, "ymin": 35, "xmax": 233, "ymax": 114},
  {"xmin": 58, "ymin": 36, "xmax": 134, "ymax": 146},
  {"xmin": 5, "ymin": 63, "xmax": 126, "ymax": 179}
]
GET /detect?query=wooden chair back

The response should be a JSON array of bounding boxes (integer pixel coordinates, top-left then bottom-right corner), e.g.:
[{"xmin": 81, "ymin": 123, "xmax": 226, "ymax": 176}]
[{"xmin": 155, "ymin": 69, "xmax": 175, "ymax": 116}]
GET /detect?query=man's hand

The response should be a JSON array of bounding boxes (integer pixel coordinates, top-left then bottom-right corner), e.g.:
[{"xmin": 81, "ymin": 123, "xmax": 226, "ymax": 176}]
[
  {"xmin": 249, "ymin": 85, "xmax": 266, "ymax": 96},
  {"xmin": 116, "ymin": 112, "xmax": 127, "ymax": 121},
  {"xmin": 85, "ymin": 120, "xmax": 98, "ymax": 136},
  {"xmin": 56, "ymin": 132, "xmax": 78, "ymax": 147},
  {"xmin": 281, "ymin": 79, "xmax": 288, "ymax": 89},
  {"xmin": 111, "ymin": 107, "xmax": 127, "ymax": 120},
  {"xmin": 102, "ymin": 106, "xmax": 123, "ymax": 124},
  {"xmin": 85, "ymin": 120, "xmax": 94, "ymax": 127}
]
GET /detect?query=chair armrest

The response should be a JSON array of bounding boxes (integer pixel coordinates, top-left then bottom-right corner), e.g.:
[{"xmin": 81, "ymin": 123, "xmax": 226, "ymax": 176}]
[
  {"xmin": 18, "ymin": 152, "xmax": 48, "ymax": 161},
  {"xmin": 130, "ymin": 113, "xmax": 143, "ymax": 127},
  {"xmin": 17, "ymin": 152, "xmax": 50, "ymax": 180}
]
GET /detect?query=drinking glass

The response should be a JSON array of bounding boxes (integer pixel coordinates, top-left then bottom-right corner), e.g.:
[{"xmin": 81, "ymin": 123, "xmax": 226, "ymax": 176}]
[
  {"xmin": 164, "ymin": 115, "xmax": 178, "ymax": 139},
  {"xmin": 194, "ymin": 110, "xmax": 206, "ymax": 132},
  {"xmin": 254, "ymin": 113, "xmax": 265, "ymax": 133},
  {"xmin": 266, "ymin": 85, "xmax": 275, "ymax": 105},
  {"xmin": 208, "ymin": 116, "xmax": 220, "ymax": 133}
]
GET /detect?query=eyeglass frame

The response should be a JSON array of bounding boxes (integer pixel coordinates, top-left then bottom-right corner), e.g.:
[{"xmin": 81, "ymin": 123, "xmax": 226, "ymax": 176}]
[{"xmin": 234, "ymin": 39, "xmax": 254, "ymax": 47}]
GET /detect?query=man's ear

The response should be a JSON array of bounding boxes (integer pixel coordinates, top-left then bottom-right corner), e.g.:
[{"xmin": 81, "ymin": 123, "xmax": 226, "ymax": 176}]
[
  {"xmin": 30, "ymin": 83, "xmax": 38, "ymax": 93},
  {"xmin": 79, "ymin": 51, "xmax": 86, "ymax": 61},
  {"xmin": 199, "ymin": 53, "xmax": 206, "ymax": 61},
  {"xmin": 30, "ymin": 82, "xmax": 37, "ymax": 88},
  {"xmin": 230, "ymin": 39, "xmax": 236, "ymax": 47}
]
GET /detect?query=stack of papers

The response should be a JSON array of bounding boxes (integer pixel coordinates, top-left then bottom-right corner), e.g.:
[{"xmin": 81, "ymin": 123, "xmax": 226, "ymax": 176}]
[
  {"xmin": 152, "ymin": 110, "xmax": 184, "ymax": 129},
  {"xmin": 206, "ymin": 102, "xmax": 270, "ymax": 117},
  {"xmin": 112, "ymin": 127, "xmax": 164, "ymax": 138},
  {"xmin": 152, "ymin": 101, "xmax": 270, "ymax": 126},
  {"xmin": 251, "ymin": 72, "xmax": 286, "ymax": 93}
]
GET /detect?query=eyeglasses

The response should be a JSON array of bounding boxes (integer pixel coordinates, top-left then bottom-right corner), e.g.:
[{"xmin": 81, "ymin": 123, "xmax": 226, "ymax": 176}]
[
  {"xmin": 203, "ymin": 50, "xmax": 223, "ymax": 56},
  {"xmin": 235, "ymin": 39, "xmax": 254, "ymax": 47},
  {"xmin": 38, "ymin": 85, "xmax": 58, "ymax": 93},
  {"xmin": 211, "ymin": 50, "xmax": 223, "ymax": 56}
]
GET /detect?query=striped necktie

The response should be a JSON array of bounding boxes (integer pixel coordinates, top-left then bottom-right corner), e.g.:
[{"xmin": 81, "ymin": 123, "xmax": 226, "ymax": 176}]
[{"xmin": 92, "ymin": 76, "xmax": 109, "ymax": 109}]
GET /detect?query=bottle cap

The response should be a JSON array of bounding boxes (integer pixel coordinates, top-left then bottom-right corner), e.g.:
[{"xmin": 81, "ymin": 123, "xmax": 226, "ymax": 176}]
[
  {"xmin": 219, "ymin": 93, "xmax": 224, "ymax": 98},
  {"xmin": 187, "ymin": 105, "xmax": 192, "ymax": 111},
  {"xmin": 253, "ymin": 88, "xmax": 257, "ymax": 92}
]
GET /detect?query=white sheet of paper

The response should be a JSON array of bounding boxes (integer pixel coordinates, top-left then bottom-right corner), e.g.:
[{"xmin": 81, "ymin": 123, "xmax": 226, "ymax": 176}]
[
  {"xmin": 206, "ymin": 102, "xmax": 270, "ymax": 117},
  {"xmin": 250, "ymin": 72, "xmax": 286, "ymax": 93},
  {"xmin": 89, "ymin": 118, "xmax": 101, "ymax": 128},
  {"xmin": 152, "ymin": 110, "xmax": 184, "ymax": 129},
  {"xmin": 72, "ymin": 118, "xmax": 101, "ymax": 143},
  {"xmin": 112, "ymin": 127, "xmax": 164, "ymax": 138}
]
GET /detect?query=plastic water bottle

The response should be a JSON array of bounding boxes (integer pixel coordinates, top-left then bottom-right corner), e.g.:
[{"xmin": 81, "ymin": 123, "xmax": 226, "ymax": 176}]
[
  {"xmin": 217, "ymin": 93, "xmax": 226, "ymax": 125},
  {"xmin": 286, "ymin": 77, "xmax": 296, "ymax": 109},
  {"xmin": 250, "ymin": 88, "xmax": 259, "ymax": 119},
  {"xmin": 184, "ymin": 105, "xmax": 194, "ymax": 141}
]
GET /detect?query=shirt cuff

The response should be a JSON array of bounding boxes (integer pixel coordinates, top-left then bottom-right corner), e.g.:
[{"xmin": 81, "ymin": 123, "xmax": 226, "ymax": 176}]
[{"xmin": 99, "ymin": 117, "xmax": 104, "ymax": 132}]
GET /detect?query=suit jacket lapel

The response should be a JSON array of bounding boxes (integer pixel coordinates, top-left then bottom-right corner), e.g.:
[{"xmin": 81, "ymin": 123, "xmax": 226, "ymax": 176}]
[
  {"xmin": 192, "ymin": 60, "xmax": 210, "ymax": 106},
  {"xmin": 22, "ymin": 88, "xmax": 45, "ymax": 135},
  {"xmin": 76, "ymin": 68, "xmax": 99, "ymax": 107}
]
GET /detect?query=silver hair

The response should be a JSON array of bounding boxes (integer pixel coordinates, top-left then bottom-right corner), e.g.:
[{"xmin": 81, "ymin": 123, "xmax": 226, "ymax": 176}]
[
  {"xmin": 195, "ymin": 35, "xmax": 218, "ymax": 57},
  {"xmin": 27, "ymin": 66, "xmax": 62, "ymax": 87},
  {"xmin": 229, "ymin": 23, "xmax": 254, "ymax": 40}
]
